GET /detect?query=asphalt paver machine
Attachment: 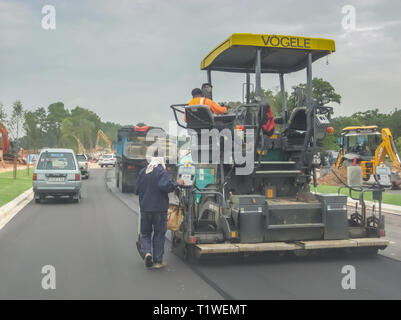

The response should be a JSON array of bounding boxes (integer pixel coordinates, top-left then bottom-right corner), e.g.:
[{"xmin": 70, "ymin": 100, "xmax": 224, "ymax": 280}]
[{"xmin": 170, "ymin": 33, "xmax": 389, "ymax": 260}]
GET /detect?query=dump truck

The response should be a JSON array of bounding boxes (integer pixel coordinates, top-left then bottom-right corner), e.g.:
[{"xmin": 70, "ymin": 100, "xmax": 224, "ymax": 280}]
[
  {"xmin": 115, "ymin": 125, "xmax": 177, "ymax": 193},
  {"xmin": 170, "ymin": 33, "xmax": 389, "ymax": 260},
  {"xmin": 336, "ymin": 126, "xmax": 401, "ymax": 188}
]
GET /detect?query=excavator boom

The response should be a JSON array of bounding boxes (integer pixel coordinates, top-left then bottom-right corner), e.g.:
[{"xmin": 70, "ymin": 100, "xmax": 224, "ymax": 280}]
[
  {"xmin": 374, "ymin": 128, "xmax": 401, "ymax": 169},
  {"xmin": 96, "ymin": 129, "xmax": 112, "ymax": 150}
]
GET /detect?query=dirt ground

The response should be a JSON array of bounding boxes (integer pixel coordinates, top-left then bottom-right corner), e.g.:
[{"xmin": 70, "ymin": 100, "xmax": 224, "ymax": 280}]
[
  {"xmin": 0, "ymin": 161, "xmax": 29, "ymax": 174},
  {"xmin": 317, "ymin": 166, "xmax": 348, "ymax": 186}
]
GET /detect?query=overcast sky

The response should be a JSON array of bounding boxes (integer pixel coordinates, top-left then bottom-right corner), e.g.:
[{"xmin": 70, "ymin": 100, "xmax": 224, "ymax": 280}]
[{"xmin": 1, "ymin": 0, "xmax": 401, "ymax": 128}]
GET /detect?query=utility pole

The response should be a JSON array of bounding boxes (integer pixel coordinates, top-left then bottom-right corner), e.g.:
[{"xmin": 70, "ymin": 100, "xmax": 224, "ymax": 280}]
[{"xmin": 13, "ymin": 153, "xmax": 17, "ymax": 179}]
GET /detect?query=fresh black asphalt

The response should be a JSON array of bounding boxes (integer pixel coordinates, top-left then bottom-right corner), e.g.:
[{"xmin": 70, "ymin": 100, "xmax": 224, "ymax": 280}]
[{"xmin": 0, "ymin": 168, "xmax": 400, "ymax": 299}]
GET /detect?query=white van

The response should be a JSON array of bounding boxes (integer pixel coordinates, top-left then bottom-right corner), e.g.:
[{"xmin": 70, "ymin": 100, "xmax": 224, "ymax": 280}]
[{"xmin": 33, "ymin": 148, "xmax": 82, "ymax": 203}]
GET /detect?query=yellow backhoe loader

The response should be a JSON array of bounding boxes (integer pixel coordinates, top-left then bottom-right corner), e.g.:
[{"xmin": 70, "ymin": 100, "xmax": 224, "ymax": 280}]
[{"xmin": 336, "ymin": 126, "xmax": 401, "ymax": 188}]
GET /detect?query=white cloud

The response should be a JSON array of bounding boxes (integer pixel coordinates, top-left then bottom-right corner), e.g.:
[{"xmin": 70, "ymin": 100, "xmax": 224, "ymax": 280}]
[{"xmin": 0, "ymin": 0, "xmax": 400, "ymax": 126}]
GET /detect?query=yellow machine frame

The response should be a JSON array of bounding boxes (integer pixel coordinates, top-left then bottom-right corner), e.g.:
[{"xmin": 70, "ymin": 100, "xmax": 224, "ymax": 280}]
[
  {"xmin": 336, "ymin": 126, "xmax": 400, "ymax": 180},
  {"xmin": 96, "ymin": 129, "xmax": 112, "ymax": 150}
]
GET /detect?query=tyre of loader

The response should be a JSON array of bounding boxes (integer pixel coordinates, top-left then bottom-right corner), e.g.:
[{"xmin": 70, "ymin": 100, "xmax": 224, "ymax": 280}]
[{"xmin": 363, "ymin": 174, "xmax": 371, "ymax": 182}]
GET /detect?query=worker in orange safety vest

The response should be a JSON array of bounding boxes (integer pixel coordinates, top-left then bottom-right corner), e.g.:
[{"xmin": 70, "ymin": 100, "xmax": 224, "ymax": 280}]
[{"xmin": 185, "ymin": 88, "xmax": 227, "ymax": 121}]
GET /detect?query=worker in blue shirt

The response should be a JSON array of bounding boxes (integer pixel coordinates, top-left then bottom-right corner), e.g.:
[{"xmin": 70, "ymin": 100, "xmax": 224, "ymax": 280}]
[{"xmin": 134, "ymin": 157, "xmax": 184, "ymax": 269}]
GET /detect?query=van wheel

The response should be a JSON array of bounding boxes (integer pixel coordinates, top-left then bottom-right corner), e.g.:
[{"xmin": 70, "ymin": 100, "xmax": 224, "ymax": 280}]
[
  {"xmin": 34, "ymin": 193, "xmax": 41, "ymax": 203},
  {"xmin": 73, "ymin": 192, "xmax": 81, "ymax": 203}
]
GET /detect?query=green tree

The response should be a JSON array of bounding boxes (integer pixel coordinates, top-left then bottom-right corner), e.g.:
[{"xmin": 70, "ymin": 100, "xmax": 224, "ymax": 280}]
[
  {"xmin": 60, "ymin": 118, "xmax": 79, "ymax": 152},
  {"xmin": 23, "ymin": 111, "xmax": 41, "ymax": 150},
  {"xmin": 0, "ymin": 102, "xmax": 7, "ymax": 122},
  {"xmin": 226, "ymin": 88, "xmax": 285, "ymax": 115},
  {"xmin": 395, "ymin": 137, "xmax": 401, "ymax": 154},
  {"xmin": 288, "ymin": 77, "xmax": 341, "ymax": 111},
  {"xmin": 386, "ymin": 109, "xmax": 401, "ymax": 139},
  {"xmin": 70, "ymin": 107, "xmax": 101, "ymax": 149},
  {"xmin": 21, "ymin": 107, "xmax": 49, "ymax": 150},
  {"xmin": 321, "ymin": 132, "xmax": 338, "ymax": 151},
  {"xmin": 8, "ymin": 100, "xmax": 24, "ymax": 145},
  {"xmin": 101, "ymin": 121, "xmax": 121, "ymax": 148},
  {"xmin": 45, "ymin": 102, "xmax": 70, "ymax": 147}
]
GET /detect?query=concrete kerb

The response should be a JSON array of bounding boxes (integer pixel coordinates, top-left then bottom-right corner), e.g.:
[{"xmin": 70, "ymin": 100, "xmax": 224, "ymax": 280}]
[
  {"xmin": 0, "ymin": 188, "xmax": 34, "ymax": 230},
  {"xmin": 347, "ymin": 199, "xmax": 401, "ymax": 217}
]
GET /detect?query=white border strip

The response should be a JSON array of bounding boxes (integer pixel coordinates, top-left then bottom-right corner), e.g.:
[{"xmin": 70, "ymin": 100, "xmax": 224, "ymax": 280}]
[{"xmin": 0, "ymin": 188, "xmax": 33, "ymax": 230}]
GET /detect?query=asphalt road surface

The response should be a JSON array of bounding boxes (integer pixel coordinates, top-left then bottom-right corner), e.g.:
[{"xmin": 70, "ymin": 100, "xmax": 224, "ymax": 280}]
[
  {"xmin": 0, "ymin": 168, "xmax": 220, "ymax": 299},
  {"xmin": 0, "ymin": 168, "xmax": 400, "ymax": 299}
]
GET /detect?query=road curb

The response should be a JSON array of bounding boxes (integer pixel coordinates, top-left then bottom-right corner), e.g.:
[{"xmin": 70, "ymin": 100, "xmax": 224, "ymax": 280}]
[
  {"xmin": 347, "ymin": 199, "xmax": 401, "ymax": 216},
  {"xmin": 0, "ymin": 188, "xmax": 33, "ymax": 230}
]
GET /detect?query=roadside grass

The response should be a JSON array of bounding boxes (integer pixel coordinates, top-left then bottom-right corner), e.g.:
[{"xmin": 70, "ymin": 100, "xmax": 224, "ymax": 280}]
[
  {"xmin": 313, "ymin": 184, "xmax": 401, "ymax": 206},
  {"xmin": 0, "ymin": 169, "xmax": 33, "ymax": 207}
]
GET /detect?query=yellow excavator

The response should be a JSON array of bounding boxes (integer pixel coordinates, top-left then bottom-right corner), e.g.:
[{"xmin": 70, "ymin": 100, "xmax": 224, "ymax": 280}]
[
  {"xmin": 336, "ymin": 126, "xmax": 401, "ymax": 188},
  {"xmin": 95, "ymin": 129, "xmax": 112, "ymax": 151}
]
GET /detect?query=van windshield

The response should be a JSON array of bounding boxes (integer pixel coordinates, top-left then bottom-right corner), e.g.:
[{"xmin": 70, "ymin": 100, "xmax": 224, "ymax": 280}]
[{"xmin": 37, "ymin": 152, "xmax": 77, "ymax": 170}]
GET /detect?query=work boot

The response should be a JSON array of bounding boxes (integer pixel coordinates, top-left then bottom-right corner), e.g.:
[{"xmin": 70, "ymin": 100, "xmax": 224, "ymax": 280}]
[
  {"xmin": 144, "ymin": 253, "xmax": 153, "ymax": 268},
  {"xmin": 152, "ymin": 262, "xmax": 167, "ymax": 269}
]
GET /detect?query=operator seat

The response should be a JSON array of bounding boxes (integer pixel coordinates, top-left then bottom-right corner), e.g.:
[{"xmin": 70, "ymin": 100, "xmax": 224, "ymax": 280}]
[
  {"xmin": 287, "ymin": 107, "xmax": 307, "ymax": 133},
  {"xmin": 185, "ymin": 105, "xmax": 234, "ymax": 163},
  {"xmin": 283, "ymin": 107, "xmax": 307, "ymax": 150},
  {"xmin": 185, "ymin": 105, "xmax": 215, "ymax": 130}
]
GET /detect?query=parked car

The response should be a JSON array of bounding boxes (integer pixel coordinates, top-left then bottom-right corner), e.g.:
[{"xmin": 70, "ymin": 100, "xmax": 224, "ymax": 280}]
[
  {"xmin": 98, "ymin": 154, "xmax": 116, "ymax": 168},
  {"xmin": 76, "ymin": 154, "xmax": 90, "ymax": 179},
  {"xmin": 33, "ymin": 148, "xmax": 82, "ymax": 203}
]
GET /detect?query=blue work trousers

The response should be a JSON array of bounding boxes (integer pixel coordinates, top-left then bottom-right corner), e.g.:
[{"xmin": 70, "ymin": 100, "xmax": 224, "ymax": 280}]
[{"xmin": 140, "ymin": 211, "xmax": 167, "ymax": 263}]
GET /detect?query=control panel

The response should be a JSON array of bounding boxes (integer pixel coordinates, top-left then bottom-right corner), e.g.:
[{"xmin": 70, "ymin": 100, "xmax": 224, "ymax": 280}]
[
  {"xmin": 178, "ymin": 163, "xmax": 196, "ymax": 186},
  {"xmin": 374, "ymin": 164, "xmax": 392, "ymax": 188}
]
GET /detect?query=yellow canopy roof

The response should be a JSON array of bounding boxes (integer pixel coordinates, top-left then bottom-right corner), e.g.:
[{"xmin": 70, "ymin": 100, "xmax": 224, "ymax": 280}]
[
  {"xmin": 200, "ymin": 33, "xmax": 335, "ymax": 73},
  {"xmin": 342, "ymin": 126, "xmax": 378, "ymax": 131}
]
